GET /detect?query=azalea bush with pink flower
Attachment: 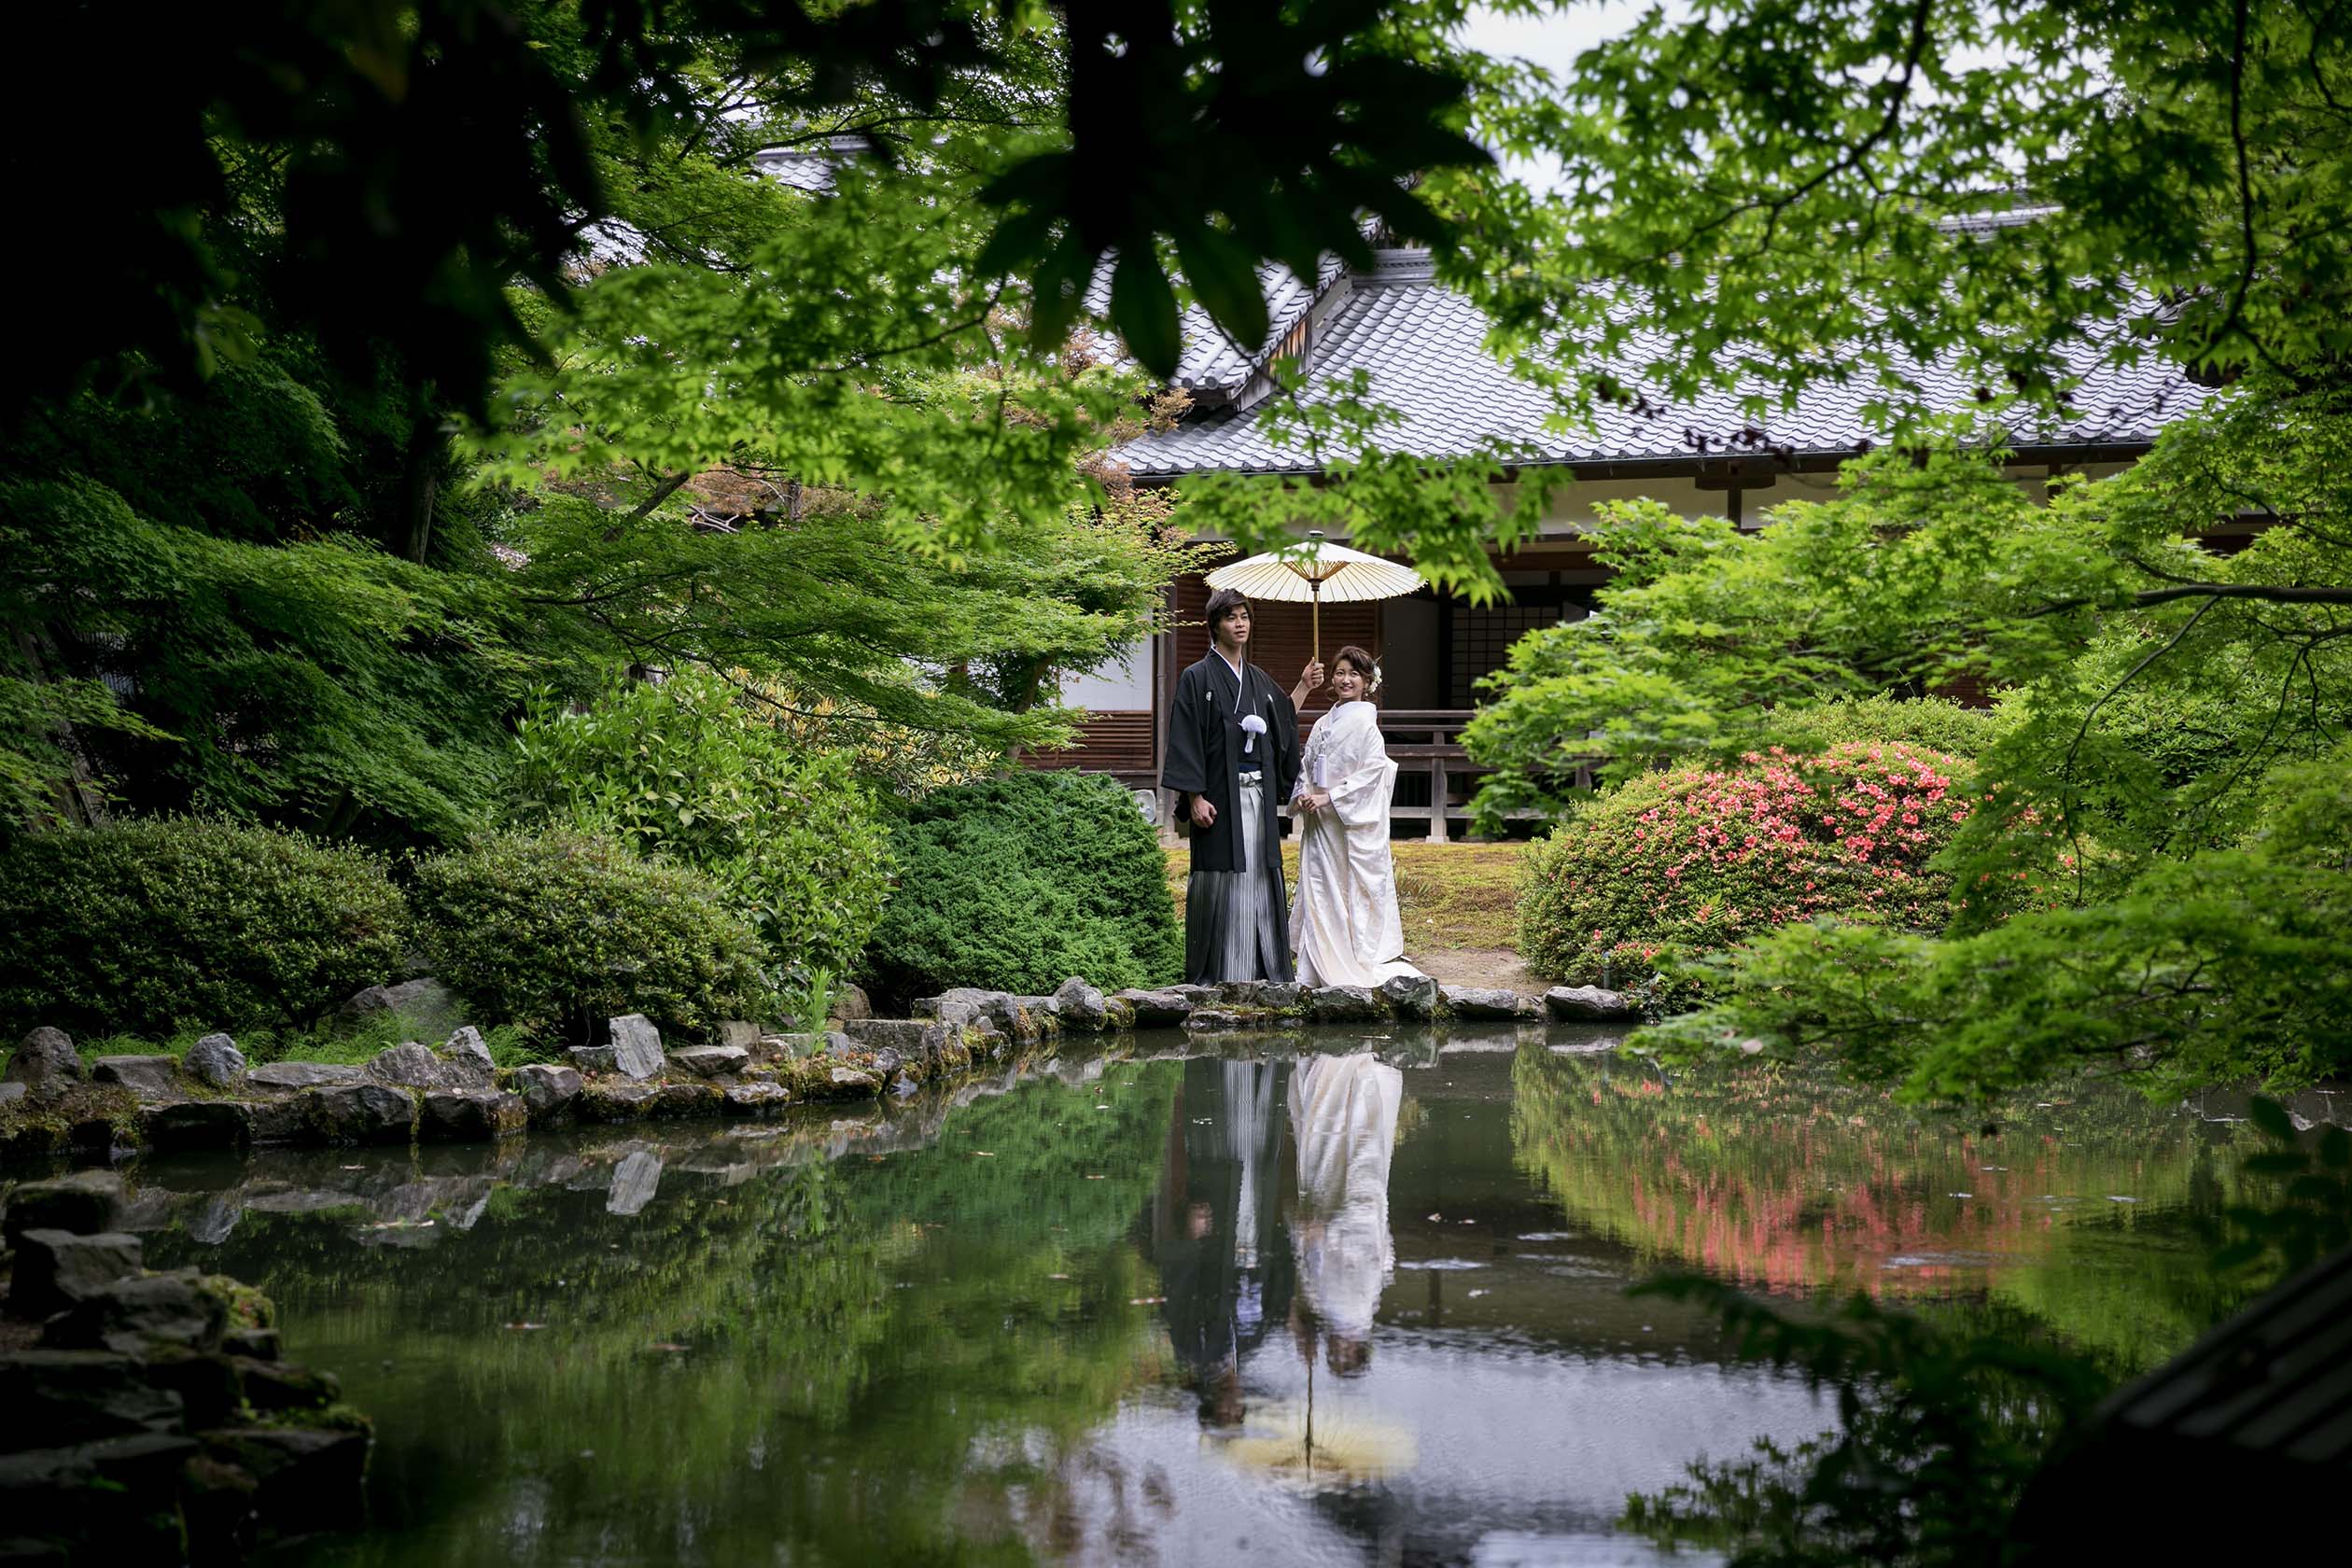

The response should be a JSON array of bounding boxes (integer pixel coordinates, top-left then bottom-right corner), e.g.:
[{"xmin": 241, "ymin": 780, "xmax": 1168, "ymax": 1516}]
[{"xmin": 1519, "ymin": 741, "xmax": 1976, "ymax": 987}]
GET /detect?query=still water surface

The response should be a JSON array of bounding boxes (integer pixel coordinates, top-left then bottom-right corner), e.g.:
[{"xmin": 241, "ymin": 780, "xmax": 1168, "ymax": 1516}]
[{"xmin": 127, "ymin": 1027, "xmax": 2295, "ymax": 1566}]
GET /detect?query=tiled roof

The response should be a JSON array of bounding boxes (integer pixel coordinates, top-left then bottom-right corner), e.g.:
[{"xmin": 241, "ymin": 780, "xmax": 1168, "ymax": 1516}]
[
  {"xmin": 1082, "ymin": 256, "xmax": 1345, "ymax": 391},
  {"xmin": 1117, "ymin": 251, "xmax": 2208, "ymax": 479},
  {"xmin": 752, "ymin": 136, "xmax": 872, "ymax": 194}
]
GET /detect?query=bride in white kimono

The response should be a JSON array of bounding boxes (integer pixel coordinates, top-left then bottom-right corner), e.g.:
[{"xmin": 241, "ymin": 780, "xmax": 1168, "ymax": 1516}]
[{"xmin": 1288, "ymin": 646, "xmax": 1425, "ymax": 989}]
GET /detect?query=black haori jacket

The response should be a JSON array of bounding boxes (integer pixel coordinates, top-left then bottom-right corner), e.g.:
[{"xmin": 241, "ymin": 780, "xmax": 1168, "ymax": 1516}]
[{"xmin": 1161, "ymin": 651, "xmax": 1300, "ymax": 874}]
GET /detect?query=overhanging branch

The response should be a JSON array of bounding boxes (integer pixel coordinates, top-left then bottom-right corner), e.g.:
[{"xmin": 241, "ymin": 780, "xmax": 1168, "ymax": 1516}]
[{"xmin": 2034, "ymin": 582, "xmax": 2352, "ymax": 615}]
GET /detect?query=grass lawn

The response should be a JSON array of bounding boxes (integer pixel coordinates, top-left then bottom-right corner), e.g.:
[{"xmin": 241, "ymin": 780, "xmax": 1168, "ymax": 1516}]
[{"xmin": 1163, "ymin": 838, "xmax": 1525, "ymax": 953}]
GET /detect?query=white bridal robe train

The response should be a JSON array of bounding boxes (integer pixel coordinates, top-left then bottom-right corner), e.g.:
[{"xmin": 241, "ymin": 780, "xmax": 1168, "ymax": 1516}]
[{"xmin": 1291, "ymin": 700, "xmax": 1424, "ymax": 989}]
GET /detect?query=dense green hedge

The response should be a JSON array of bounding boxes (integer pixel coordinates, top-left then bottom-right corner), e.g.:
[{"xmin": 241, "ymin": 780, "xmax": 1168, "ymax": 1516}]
[
  {"xmin": 510, "ymin": 669, "xmax": 892, "ymax": 978},
  {"xmin": 413, "ymin": 831, "xmax": 768, "ymax": 1043},
  {"xmin": 1519, "ymin": 742, "xmax": 1976, "ymax": 988},
  {"xmin": 862, "ymin": 770, "xmax": 1181, "ymax": 1004},
  {"xmin": 1769, "ymin": 695, "xmax": 2008, "ymax": 760},
  {"xmin": 0, "ymin": 818, "xmax": 412, "ymax": 1038}
]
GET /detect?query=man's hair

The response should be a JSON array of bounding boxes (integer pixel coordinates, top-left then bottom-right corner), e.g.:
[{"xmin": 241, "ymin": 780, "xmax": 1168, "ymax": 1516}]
[{"xmin": 1203, "ymin": 587, "xmax": 1252, "ymax": 645}]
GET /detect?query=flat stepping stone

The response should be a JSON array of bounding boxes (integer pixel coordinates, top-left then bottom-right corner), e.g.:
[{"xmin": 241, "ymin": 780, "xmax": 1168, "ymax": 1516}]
[
  {"xmin": 670, "ymin": 1045, "xmax": 751, "ymax": 1078},
  {"xmin": 91, "ymin": 1056, "xmax": 180, "ymax": 1100},
  {"xmin": 1545, "ymin": 985, "xmax": 1635, "ymax": 1021},
  {"xmin": 246, "ymin": 1062, "xmax": 367, "ymax": 1090},
  {"xmin": 1440, "ymin": 985, "xmax": 1522, "ymax": 1020}
]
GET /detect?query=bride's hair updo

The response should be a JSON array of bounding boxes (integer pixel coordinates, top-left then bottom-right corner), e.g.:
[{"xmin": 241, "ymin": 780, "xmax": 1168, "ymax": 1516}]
[{"xmin": 1330, "ymin": 644, "xmax": 1382, "ymax": 700}]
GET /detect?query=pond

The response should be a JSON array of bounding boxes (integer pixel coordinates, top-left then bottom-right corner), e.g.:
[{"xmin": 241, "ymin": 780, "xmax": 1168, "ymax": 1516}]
[{"xmin": 121, "ymin": 1026, "xmax": 2312, "ymax": 1567}]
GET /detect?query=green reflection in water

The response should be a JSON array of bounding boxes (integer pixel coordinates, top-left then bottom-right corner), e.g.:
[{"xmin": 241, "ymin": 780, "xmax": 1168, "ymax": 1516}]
[
  {"xmin": 117, "ymin": 1035, "xmax": 2308, "ymax": 1568},
  {"xmin": 155, "ymin": 1061, "xmax": 1183, "ymax": 1567},
  {"xmin": 1508, "ymin": 1047, "xmax": 2259, "ymax": 1370}
]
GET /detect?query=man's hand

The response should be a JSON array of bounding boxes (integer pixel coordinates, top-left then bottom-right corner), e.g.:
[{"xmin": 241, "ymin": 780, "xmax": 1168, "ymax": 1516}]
[
  {"xmin": 1190, "ymin": 794, "xmax": 1217, "ymax": 829},
  {"xmin": 1292, "ymin": 659, "xmax": 1325, "ymax": 707}
]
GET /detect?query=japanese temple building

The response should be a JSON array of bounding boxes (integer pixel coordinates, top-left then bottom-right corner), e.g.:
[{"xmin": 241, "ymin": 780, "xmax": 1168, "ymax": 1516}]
[{"xmin": 1037, "ymin": 247, "xmax": 2209, "ymax": 837}]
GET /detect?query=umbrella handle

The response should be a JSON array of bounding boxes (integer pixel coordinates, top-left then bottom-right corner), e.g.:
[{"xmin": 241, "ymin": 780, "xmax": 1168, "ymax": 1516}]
[{"xmin": 1312, "ymin": 578, "xmax": 1321, "ymax": 665}]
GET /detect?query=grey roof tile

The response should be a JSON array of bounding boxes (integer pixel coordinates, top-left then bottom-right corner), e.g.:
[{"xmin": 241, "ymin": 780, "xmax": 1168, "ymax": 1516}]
[
  {"xmin": 1117, "ymin": 259, "xmax": 2208, "ymax": 478},
  {"xmin": 1084, "ymin": 257, "xmax": 1342, "ymax": 388},
  {"xmin": 752, "ymin": 136, "xmax": 871, "ymax": 194}
]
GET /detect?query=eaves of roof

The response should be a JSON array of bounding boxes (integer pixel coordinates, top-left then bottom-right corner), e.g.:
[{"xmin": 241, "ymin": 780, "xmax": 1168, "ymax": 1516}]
[{"xmin": 1115, "ymin": 250, "xmax": 2208, "ymax": 483}]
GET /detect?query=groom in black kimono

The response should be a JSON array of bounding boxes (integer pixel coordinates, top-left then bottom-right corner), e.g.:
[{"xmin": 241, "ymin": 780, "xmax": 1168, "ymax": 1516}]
[{"xmin": 1162, "ymin": 588, "xmax": 1323, "ymax": 985}]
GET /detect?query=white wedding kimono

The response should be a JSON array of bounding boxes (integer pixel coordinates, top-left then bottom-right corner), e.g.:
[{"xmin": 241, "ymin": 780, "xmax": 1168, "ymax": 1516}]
[{"xmin": 1291, "ymin": 700, "xmax": 1424, "ymax": 988}]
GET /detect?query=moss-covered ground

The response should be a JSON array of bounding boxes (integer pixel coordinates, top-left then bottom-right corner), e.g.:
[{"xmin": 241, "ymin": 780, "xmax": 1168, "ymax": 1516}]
[{"xmin": 1164, "ymin": 840, "xmax": 1525, "ymax": 953}]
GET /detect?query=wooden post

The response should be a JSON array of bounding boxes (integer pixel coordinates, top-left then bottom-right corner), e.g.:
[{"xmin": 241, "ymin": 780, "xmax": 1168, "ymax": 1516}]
[{"xmin": 1428, "ymin": 750, "xmax": 1449, "ymax": 842}]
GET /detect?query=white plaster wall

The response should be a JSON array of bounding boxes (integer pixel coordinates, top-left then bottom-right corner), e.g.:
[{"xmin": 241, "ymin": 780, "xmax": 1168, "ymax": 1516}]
[{"xmin": 1058, "ymin": 642, "xmax": 1153, "ymax": 711}]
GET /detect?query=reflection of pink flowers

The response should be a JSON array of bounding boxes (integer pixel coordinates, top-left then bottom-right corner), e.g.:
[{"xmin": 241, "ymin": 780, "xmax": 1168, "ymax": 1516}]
[{"xmin": 1527, "ymin": 1064, "xmax": 2125, "ymax": 1303}]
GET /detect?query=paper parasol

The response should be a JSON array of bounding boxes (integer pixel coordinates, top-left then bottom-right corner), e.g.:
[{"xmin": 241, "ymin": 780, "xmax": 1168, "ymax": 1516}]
[
  {"xmin": 1204, "ymin": 530, "xmax": 1426, "ymax": 660},
  {"xmin": 1213, "ymin": 1395, "xmax": 1418, "ymax": 1490}
]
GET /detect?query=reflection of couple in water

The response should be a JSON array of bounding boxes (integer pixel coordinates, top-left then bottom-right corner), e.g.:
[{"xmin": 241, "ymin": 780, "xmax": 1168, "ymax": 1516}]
[
  {"xmin": 1286, "ymin": 1052, "xmax": 1402, "ymax": 1382},
  {"xmin": 1154, "ymin": 1052, "xmax": 1404, "ymax": 1426},
  {"xmin": 1155, "ymin": 1060, "xmax": 1290, "ymax": 1428}
]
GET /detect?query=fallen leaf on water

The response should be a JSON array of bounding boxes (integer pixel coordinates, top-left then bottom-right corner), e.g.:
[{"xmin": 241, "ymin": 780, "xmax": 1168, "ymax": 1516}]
[
  {"xmin": 973, "ymin": 1150, "xmax": 995, "ymax": 1156},
  {"xmin": 505, "ymin": 1322, "xmax": 546, "ymax": 1331},
  {"xmin": 1085, "ymin": 1174, "xmax": 1105, "ymax": 1181},
  {"xmin": 1427, "ymin": 1213, "xmax": 1443, "ymax": 1222},
  {"xmin": 1128, "ymin": 1296, "xmax": 1166, "ymax": 1306}
]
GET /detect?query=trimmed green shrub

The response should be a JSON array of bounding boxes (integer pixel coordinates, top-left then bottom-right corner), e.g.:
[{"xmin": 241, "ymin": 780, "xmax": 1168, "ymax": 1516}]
[
  {"xmin": 1519, "ymin": 742, "xmax": 1976, "ymax": 987},
  {"xmin": 510, "ymin": 669, "xmax": 892, "ymax": 978},
  {"xmin": 0, "ymin": 818, "xmax": 411, "ymax": 1037},
  {"xmin": 413, "ymin": 830, "xmax": 767, "ymax": 1042},
  {"xmin": 863, "ymin": 770, "xmax": 1182, "ymax": 1003},
  {"xmin": 1770, "ymin": 694, "xmax": 2009, "ymax": 760}
]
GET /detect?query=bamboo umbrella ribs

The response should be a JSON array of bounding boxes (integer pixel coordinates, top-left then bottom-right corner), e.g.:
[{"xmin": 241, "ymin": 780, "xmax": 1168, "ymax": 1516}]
[{"xmin": 1204, "ymin": 530, "xmax": 1427, "ymax": 660}]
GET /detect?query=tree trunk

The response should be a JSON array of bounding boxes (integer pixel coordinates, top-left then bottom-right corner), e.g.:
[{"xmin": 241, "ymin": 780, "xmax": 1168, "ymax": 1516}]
[{"xmin": 398, "ymin": 408, "xmax": 444, "ymax": 565}]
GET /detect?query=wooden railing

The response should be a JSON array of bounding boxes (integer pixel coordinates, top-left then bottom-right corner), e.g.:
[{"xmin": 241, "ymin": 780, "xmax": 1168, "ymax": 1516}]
[
  {"xmin": 1375, "ymin": 708, "xmax": 1595, "ymax": 839},
  {"xmin": 1029, "ymin": 707, "xmax": 1598, "ymax": 841},
  {"xmin": 1025, "ymin": 710, "xmax": 1157, "ymax": 777}
]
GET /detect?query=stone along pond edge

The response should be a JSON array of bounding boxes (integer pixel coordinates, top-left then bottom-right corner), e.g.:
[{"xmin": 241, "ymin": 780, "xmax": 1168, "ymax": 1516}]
[
  {"xmin": 2, "ymin": 1167, "xmax": 371, "ymax": 1564},
  {"xmin": 0, "ymin": 974, "xmax": 1636, "ymax": 1169}
]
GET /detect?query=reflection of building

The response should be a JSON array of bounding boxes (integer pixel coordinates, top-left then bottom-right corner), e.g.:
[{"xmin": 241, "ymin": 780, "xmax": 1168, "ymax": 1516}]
[
  {"xmin": 1029, "ymin": 249, "xmax": 2210, "ymax": 836},
  {"xmin": 1151, "ymin": 1059, "xmax": 1294, "ymax": 1425}
]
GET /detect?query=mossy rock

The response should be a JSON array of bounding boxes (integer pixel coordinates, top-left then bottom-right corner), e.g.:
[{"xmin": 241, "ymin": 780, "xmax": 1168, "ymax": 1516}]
[
  {"xmin": 649, "ymin": 1082, "xmax": 724, "ymax": 1119},
  {"xmin": 200, "ymin": 1273, "xmax": 276, "ymax": 1332},
  {"xmin": 575, "ymin": 1083, "xmax": 659, "ymax": 1123}
]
